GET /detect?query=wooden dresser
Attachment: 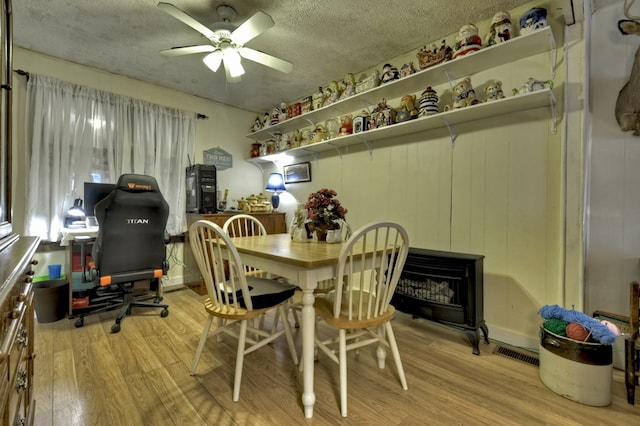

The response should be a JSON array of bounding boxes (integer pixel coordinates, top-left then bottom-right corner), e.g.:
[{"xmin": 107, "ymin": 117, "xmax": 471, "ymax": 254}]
[
  {"xmin": 185, "ymin": 212, "xmax": 286, "ymax": 294},
  {"xmin": 0, "ymin": 236, "xmax": 40, "ymax": 425}
]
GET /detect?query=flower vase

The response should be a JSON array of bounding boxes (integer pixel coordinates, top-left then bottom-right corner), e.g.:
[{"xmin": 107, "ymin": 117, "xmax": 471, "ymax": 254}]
[{"xmin": 315, "ymin": 227, "xmax": 328, "ymax": 242}]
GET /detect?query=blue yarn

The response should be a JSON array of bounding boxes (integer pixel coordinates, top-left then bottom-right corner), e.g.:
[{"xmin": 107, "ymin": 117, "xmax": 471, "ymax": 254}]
[{"xmin": 538, "ymin": 304, "xmax": 617, "ymax": 345}]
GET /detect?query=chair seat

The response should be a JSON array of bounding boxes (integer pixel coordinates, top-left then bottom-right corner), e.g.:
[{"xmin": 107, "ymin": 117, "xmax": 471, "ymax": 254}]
[{"xmin": 314, "ymin": 291, "xmax": 396, "ymax": 329}]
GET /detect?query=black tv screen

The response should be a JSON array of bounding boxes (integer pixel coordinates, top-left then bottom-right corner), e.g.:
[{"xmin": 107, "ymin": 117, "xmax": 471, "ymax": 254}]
[{"xmin": 84, "ymin": 182, "xmax": 115, "ymax": 217}]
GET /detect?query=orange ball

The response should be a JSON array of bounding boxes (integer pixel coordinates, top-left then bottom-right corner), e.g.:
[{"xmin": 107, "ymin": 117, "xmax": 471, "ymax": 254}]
[{"xmin": 566, "ymin": 322, "xmax": 589, "ymax": 341}]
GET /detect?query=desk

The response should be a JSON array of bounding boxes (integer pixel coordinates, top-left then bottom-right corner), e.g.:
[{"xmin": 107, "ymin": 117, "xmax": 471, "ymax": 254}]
[{"xmin": 227, "ymin": 233, "xmax": 345, "ymax": 419}]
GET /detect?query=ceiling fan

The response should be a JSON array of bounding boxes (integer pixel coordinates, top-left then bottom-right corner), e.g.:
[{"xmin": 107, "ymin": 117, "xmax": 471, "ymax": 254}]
[{"xmin": 158, "ymin": 2, "xmax": 293, "ymax": 82}]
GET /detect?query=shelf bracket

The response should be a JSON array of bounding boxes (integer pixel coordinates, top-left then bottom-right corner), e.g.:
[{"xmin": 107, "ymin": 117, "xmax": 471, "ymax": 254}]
[
  {"xmin": 441, "ymin": 118, "xmax": 458, "ymax": 145},
  {"xmin": 357, "ymin": 137, "xmax": 374, "ymax": 159},
  {"xmin": 327, "ymin": 143, "xmax": 344, "ymax": 161},
  {"xmin": 549, "ymin": 90, "xmax": 558, "ymax": 135},
  {"xmin": 442, "ymin": 69, "xmax": 458, "ymax": 88},
  {"xmin": 248, "ymin": 161, "xmax": 264, "ymax": 173},
  {"xmin": 548, "ymin": 30, "xmax": 557, "ymax": 79},
  {"xmin": 302, "ymin": 117, "xmax": 316, "ymax": 127}
]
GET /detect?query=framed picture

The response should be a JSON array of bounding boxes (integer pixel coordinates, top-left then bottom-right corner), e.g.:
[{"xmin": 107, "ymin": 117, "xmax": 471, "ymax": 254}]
[{"xmin": 283, "ymin": 161, "xmax": 311, "ymax": 184}]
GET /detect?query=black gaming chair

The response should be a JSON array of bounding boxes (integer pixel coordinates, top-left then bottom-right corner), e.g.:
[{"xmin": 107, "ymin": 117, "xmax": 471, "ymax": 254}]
[{"xmin": 74, "ymin": 174, "xmax": 170, "ymax": 333}]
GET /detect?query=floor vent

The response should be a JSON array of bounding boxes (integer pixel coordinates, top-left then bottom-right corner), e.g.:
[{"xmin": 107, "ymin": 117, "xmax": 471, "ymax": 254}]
[{"xmin": 493, "ymin": 345, "xmax": 540, "ymax": 366}]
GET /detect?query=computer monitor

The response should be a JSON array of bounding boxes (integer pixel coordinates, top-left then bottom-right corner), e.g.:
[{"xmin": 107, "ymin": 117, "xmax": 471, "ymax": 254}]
[{"xmin": 84, "ymin": 182, "xmax": 115, "ymax": 218}]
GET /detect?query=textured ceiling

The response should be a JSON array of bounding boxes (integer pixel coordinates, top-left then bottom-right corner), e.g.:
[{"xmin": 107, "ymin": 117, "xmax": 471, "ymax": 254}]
[{"xmin": 15, "ymin": 0, "xmax": 546, "ymax": 114}]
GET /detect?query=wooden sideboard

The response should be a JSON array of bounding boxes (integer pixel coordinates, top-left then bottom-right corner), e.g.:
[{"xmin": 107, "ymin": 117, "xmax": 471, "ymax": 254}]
[
  {"xmin": 184, "ymin": 212, "xmax": 287, "ymax": 294},
  {"xmin": 187, "ymin": 212, "xmax": 287, "ymax": 234},
  {"xmin": 0, "ymin": 236, "xmax": 40, "ymax": 425}
]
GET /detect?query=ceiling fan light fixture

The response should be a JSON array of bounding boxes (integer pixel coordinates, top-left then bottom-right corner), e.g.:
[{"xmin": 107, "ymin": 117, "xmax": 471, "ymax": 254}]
[
  {"xmin": 203, "ymin": 51, "xmax": 223, "ymax": 72},
  {"xmin": 222, "ymin": 47, "xmax": 245, "ymax": 77}
]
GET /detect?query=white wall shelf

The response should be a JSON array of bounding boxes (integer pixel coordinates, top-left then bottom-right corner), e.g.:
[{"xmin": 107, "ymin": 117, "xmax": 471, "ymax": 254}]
[
  {"xmin": 247, "ymin": 26, "xmax": 556, "ymax": 164},
  {"xmin": 247, "ymin": 89, "xmax": 556, "ymax": 164},
  {"xmin": 247, "ymin": 26, "xmax": 555, "ymax": 142}
]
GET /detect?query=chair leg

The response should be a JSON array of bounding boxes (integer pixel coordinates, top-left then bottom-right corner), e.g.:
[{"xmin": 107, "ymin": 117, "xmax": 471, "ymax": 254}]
[
  {"xmin": 191, "ymin": 315, "xmax": 214, "ymax": 375},
  {"xmin": 626, "ymin": 339, "xmax": 636, "ymax": 404},
  {"xmin": 385, "ymin": 322, "xmax": 408, "ymax": 391},
  {"xmin": 278, "ymin": 305, "xmax": 299, "ymax": 365},
  {"xmin": 339, "ymin": 328, "xmax": 348, "ymax": 417},
  {"xmin": 376, "ymin": 324, "xmax": 387, "ymax": 369},
  {"xmin": 233, "ymin": 320, "xmax": 248, "ymax": 402}
]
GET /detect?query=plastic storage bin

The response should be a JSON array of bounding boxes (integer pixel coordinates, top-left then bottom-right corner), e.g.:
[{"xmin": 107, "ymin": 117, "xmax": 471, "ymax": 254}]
[{"xmin": 33, "ymin": 276, "xmax": 69, "ymax": 323}]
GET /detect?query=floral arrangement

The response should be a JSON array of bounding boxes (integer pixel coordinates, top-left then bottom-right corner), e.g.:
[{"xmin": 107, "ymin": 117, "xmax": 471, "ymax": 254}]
[{"xmin": 305, "ymin": 188, "xmax": 347, "ymax": 230}]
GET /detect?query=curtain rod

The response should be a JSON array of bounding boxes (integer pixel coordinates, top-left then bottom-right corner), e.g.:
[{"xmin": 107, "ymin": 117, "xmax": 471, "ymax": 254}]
[
  {"xmin": 13, "ymin": 69, "xmax": 208, "ymax": 119},
  {"xmin": 14, "ymin": 69, "xmax": 29, "ymax": 80}
]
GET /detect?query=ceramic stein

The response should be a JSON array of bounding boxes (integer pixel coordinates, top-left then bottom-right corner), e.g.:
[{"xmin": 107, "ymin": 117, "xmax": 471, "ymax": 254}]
[{"xmin": 326, "ymin": 230, "xmax": 341, "ymax": 243}]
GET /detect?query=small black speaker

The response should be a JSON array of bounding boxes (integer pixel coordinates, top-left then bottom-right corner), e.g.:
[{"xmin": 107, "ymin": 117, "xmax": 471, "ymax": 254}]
[{"xmin": 186, "ymin": 164, "xmax": 217, "ymax": 213}]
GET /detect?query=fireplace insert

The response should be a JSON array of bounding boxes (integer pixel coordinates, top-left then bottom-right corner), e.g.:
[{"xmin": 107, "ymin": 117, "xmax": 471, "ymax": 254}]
[{"xmin": 392, "ymin": 247, "xmax": 488, "ymax": 355}]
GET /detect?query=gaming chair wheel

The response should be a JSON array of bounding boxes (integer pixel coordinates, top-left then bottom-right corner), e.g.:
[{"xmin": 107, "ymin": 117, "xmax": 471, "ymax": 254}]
[
  {"xmin": 111, "ymin": 323, "xmax": 121, "ymax": 333},
  {"xmin": 75, "ymin": 317, "xmax": 84, "ymax": 328},
  {"xmin": 160, "ymin": 308, "xmax": 169, "ymax": 318}
]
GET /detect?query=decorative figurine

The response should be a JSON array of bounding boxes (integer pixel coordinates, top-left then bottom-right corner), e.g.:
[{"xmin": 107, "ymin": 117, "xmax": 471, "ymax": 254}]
[
  {"xmin": 369, "ymin": 98, "xmax": 397, "ymax": 129},
  {"xmin": 250, "ymin": 143, "xmax": 261, "ymax": 158},
  {"xmin": 259, "ymin": 143, "xmax": 267, "ymax": 156},
  {"xmin": 301, "ymin": 96, "xmax": 313, "ymax": 114},
  {"xmin": 445, "ymin": 77, "xmax": 479, "ymax": 110},
  {"xmin": 339, "ymin": 73, "xmax": 357, "ymax": 100},
  {"xmin": 325, "ymin": 118, "xmax": 340, "ymax": 139},
  {"xmin": 381, "ymin": 63, "xmax": 400, "ymax": 84},
  {"xmin": 519, "ymin": 7, "xmax": 548, "ymax": 35},
  {"xmin": 324, "ymin": 80, "xmax": 341, "ymax": 106},
  {"xmin": 338, "ymin": 114, "xmax": 353, "ymax": 136},
  {"xmin": 300, "ymin": 129, "xmax": 311, "ymax": 146},
  {"xmin": 417, "ymin": 40, "xmax": 453, "ymax": 70},
  {"xmin": 311, "ymin": 124, "xmax": 326, "ymax": 143},
  {"xmin": 484, "ymin": 81, "xmax": 505, "ymax": 102},
  {"xmin": 418, "ymin": 86, "xmax": 439, "ymax": 116},
  {"xmin": 266, "ymin": 139, "xmax": 276, "ymax": 154},
  {"xmin": 486, "ymin": 11, "xmax": 514, "ymax": 46},
  {"xmin": 400, "ymin": 62, "xmax": 417, "ymax": 78},
  {"xmin": 250, "ymin": 116, "xmax": 263, "ymax": 133},
  {"xmin": 312, "ymin": 87, "xmax": 326, "ymax": 110},
  {"xmin": 453, "ymin": 24, "xmax": 483, "ymax": 59},
  {"xmin": 397, "ymin": 94, "xmax": 418, "ymax": 122},
  {"xmin": 262, "ymin": 112, "xmax": 270, "ymax": 128},
  {"xmin": 278, "ymin": 102, "xmax": 288, "ymax": 123},
  {"xmin": 270, "ymin": 107, "xmax": 280, "ymax": 126},
  {"xmin": 293, "ymin": 102, "xmax": 302, "ymax": 117},
  {"xmin": 353, "ymin": 111, "xmax": 369, "ymax": 133},
  {"xmin": 355, "ymin": 70, "xmax": 381, "ymax": 93},
  {"xmin": 291, "ymin": 129, "xmax": 302, "ymax": 148},
  {"xmin": 513, "ymin": 77, "xmax": 553, "ymax": 95}
]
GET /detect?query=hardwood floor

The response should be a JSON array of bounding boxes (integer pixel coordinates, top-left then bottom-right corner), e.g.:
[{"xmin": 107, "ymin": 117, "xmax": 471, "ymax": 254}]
[{"xmin": 33, "ymin": 288, "xmax": 639, "ymax": 425}]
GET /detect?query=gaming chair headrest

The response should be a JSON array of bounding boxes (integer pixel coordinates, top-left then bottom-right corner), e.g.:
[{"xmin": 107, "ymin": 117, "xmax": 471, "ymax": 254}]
[{"xmin": 116, "ymin": 174, "xmax": 160, "ymax": 193}]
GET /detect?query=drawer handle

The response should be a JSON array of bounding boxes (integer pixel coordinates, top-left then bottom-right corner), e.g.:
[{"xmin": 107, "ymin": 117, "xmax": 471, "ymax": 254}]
[
  {"xmin": 17, "ymin": 325, "xmax": 28, "ymax": 349},
  {"xmin": 16, "ymin": 366, "xmax": 28, "ymax": 390}
]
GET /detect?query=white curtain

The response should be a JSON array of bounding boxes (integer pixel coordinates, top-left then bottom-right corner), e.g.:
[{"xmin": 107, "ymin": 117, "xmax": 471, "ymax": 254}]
[{"xmin": 24, "ymin": 74, "xmax": 196, "ymax": 240}]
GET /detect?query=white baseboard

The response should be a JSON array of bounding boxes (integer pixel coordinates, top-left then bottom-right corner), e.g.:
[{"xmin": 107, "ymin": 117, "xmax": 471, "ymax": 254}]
[
  {"xmin": 484, "ymin": 323, "xmax": 540, "ymax": 353},
  {"xmin": 161, "ymin": 275, "xmax": 190, "ymax": 291}
]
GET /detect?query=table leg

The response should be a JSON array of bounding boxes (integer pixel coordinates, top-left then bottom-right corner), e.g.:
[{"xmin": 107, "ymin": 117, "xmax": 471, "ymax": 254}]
[{"xmin": 301, "ymin": 287, "xmax": 316, "ymax": 418}]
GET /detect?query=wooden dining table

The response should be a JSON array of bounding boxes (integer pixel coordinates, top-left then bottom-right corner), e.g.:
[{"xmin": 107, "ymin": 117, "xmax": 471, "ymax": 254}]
[{"xmin": 225, "ymin": 233, "xmax": 346, "ymax": 419}]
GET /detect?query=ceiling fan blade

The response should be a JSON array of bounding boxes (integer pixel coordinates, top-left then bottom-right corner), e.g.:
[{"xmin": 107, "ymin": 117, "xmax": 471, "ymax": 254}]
[
  {"xmin": 231, "ymin": 11, "xmax": 274, "ymax": 46},
  {"xmin": 239, "ymin": 48, "xmax": 293, "ymax": 74},
  {"xmin": 203, "ymin": 51, "xmax": 223, "ymax": 72},
  {"xmin": 224, "ymin": 61, "xmax": 243, "ymax": 83},
  {"xmin": 160, "ymin": 45, "xmax": 215, "ymax": 56},
  {"xmin": 157, "ymin": 2, "xmax": 217, "ymax": 40}
]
